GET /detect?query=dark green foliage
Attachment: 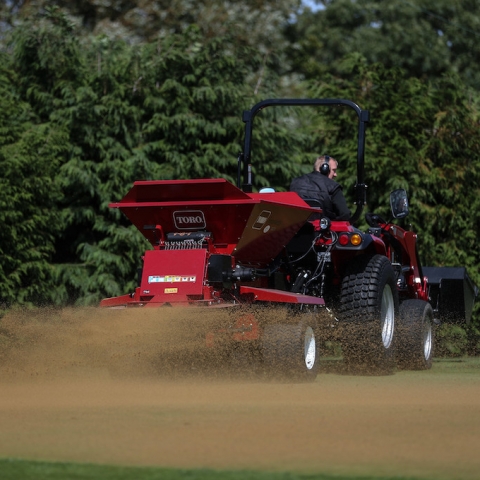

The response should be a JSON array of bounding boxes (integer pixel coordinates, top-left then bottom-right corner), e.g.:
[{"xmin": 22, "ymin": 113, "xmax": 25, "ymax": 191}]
[
  {"xmin": 2, "ymin": 0, "xmax": 301, "ymax": 49},
  {"xmin": 435, "ymin": 324, "xmax": 468, "ymax": 357},
  {"xmin": 0, "ymin": 58, "xmax": 66, "ymax": 306},
  {"xmin": 288, "ymin": 0, "xmax": 480, "ymax": 90},
  {"xmin": 0, "ymin": 5, "xmax": 479, "ymax": 349}
]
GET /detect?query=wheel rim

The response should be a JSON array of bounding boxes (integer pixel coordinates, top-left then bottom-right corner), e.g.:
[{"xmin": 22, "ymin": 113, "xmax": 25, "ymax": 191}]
[
  {"xmin": 381, "ymin": 285, "xmax": 395, "ymax": 348},
  {"xmin": 304, "ymin": 326, "xmax": 316, "ymax": 370},
  {"xmin": 423, "ymin": 318, "xmax": 433, "ymax": 360}
]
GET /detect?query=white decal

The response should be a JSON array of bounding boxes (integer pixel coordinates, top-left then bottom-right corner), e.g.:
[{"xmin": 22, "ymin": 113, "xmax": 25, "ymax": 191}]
[
  {"xmin": 252, "ymin": 210, "xmax": 271, "ymax": 230},
  {"xmin": 173, "ymin": 210, "xmax": 206, "ymax": 230}
]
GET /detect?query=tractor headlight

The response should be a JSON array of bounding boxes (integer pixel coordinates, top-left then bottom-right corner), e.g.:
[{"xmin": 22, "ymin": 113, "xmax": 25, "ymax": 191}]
[{"xmin": 320, "ymin": 217, "xmax": 331, "ymax": 231}]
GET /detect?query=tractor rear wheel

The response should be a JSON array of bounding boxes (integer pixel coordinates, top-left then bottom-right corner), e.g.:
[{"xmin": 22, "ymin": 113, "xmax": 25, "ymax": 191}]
[
  {"xmin": 262, "ymin": 316, "xmax": 320, "ymax": 382},
  {"xmin": 396, "ymin": 299, "xmax": 434, "ymax": 370},
  {"xmin": 339, "ymin": 254, "xmax": 398, "ymax": 375}
]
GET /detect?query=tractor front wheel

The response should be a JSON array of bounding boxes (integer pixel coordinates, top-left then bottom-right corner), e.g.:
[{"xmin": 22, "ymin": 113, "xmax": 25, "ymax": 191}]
[
  {"xmin": 396, "ymin": 299, "xmax": 434, "ymax": 370},
  {"xmin": 262, "ymin": 316, "xmax": 320, "ymax": 382}
]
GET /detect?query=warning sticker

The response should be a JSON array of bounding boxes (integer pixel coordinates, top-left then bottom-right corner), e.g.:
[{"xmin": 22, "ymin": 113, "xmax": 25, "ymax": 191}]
[{"xmin": 148, "ymin": 275, "xmax": 196, "ymax": 284}]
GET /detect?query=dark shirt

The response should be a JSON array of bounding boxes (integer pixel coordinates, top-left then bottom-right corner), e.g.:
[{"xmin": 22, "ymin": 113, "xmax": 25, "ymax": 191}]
[{"xmin": 290, "ymin": 171, "xmax": 351, "ymax": 221}]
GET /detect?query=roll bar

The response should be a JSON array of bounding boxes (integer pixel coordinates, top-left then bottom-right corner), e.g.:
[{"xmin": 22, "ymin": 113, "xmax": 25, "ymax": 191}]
[{"xmin": 237, "ymin": 98, "xmax": 370, "ymax": 224}]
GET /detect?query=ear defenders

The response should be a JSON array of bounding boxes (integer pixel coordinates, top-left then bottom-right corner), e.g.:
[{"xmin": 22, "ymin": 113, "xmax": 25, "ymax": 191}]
[{"xmin": 319, "ymin": 155, "xmax": 330, "ymax": 176}]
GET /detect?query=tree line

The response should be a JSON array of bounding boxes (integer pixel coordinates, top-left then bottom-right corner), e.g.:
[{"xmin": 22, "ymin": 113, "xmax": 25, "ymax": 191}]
[{"xmin": 0, "ymin": 2, "xmax": 479, "ymax": 352}]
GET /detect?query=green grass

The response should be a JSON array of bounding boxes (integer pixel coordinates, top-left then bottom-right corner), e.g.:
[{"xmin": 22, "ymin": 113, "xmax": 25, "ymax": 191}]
[
  {"xmin": 0, "ymin": 458, "xmax": 425, "ymax": 480},
  {"xmin": 431, "ymin": 355, "xmax": 480, "ymax": 373}
]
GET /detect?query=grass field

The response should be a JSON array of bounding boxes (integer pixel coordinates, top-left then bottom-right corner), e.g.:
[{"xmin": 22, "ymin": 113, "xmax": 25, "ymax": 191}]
[
  {"xmin": 0, "ymin": 308, "xmax": 479, "ymax": 480},
  {"xmin": 0, "ymin": 457, "xmax": 432, "ymax": 480},
  {"xmin": 1, "ymin": 358, "xmax": 479, "ymax": 480}
]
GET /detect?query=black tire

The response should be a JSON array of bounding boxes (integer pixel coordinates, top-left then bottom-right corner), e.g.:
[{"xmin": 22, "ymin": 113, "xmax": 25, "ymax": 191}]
[
  {"xmin": 262, "ymin": 317, "xmax": 320, "ymax": 382},
  {"xmin": 396, "ymin": 299, "xmax": 434, "ymax": 370},
  {"xmin": 339, "ymin": 254, "xmax": 398, "ymax": 375}
]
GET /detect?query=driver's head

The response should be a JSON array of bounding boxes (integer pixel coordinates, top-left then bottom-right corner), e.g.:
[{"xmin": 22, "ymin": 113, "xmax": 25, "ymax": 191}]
[{"xmin": 314, "ymin": 155, "xmax": 338, "ymax": 180}]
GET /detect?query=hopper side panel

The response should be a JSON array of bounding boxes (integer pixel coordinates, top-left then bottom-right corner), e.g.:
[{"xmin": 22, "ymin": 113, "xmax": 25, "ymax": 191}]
[{"xmin": 233, "ymin": 202, "xmax": 313, "ymax": 267}]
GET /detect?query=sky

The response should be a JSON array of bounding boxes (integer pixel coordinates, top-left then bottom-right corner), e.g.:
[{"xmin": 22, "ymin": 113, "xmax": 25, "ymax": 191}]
[{"xmin": 302, "ymin": 0, "xmax": 324, "ymax": 12}]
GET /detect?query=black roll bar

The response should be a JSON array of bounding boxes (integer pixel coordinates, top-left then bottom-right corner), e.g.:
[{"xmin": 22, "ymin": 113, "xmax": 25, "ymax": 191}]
[{"xmin": 237, "ymin": 98, "xmax": 370, "ymax": 224}]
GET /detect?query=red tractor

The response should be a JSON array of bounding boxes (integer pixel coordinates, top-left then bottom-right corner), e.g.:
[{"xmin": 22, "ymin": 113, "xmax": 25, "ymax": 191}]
[{"xmin": 101, "ymin": 99, "xmax": 477, "ymax": 380}]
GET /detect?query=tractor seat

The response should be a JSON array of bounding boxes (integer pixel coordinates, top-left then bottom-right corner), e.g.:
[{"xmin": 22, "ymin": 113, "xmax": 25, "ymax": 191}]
[{"xmin": 303, "ymin": 198, "xmax": 323, "ymax": 210}]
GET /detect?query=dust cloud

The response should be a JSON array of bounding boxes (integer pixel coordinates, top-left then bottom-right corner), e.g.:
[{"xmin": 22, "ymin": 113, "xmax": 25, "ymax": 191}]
[
  {"xmin": 0, "ymin": 308, "xmax": 244, "ymax": 380},
  {"xmin": 0, "ymin": 306, "xmax": 287, "ymax": 381}
]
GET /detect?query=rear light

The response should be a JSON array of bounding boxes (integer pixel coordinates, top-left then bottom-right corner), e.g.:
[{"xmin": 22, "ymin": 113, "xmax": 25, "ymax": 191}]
[
  {"xmin": 351, "ymin": 233, "xmax": 362, "ymax": 246},
  {"xmin": 339, "ymin": 234, "xmax": 349, "ymax": 246},
  {"xmin": 338, "ymin": 233, "xmax": 363, "ymax": 247}
]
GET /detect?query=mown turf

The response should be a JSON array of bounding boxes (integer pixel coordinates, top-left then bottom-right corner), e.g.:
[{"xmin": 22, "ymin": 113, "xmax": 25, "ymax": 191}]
[
  {"xmin": 0, "ymin": 458, "xmax": 423, "ymax": 480},
  {"xmin": 2, "ymin": 358, "xmax": 478, "ymax": 480}
]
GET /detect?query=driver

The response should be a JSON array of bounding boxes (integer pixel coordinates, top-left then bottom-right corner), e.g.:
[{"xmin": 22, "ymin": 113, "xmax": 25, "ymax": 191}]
[{"xmin": 290, "ymin": 155, "xmax": 351, "ymax": 221}]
